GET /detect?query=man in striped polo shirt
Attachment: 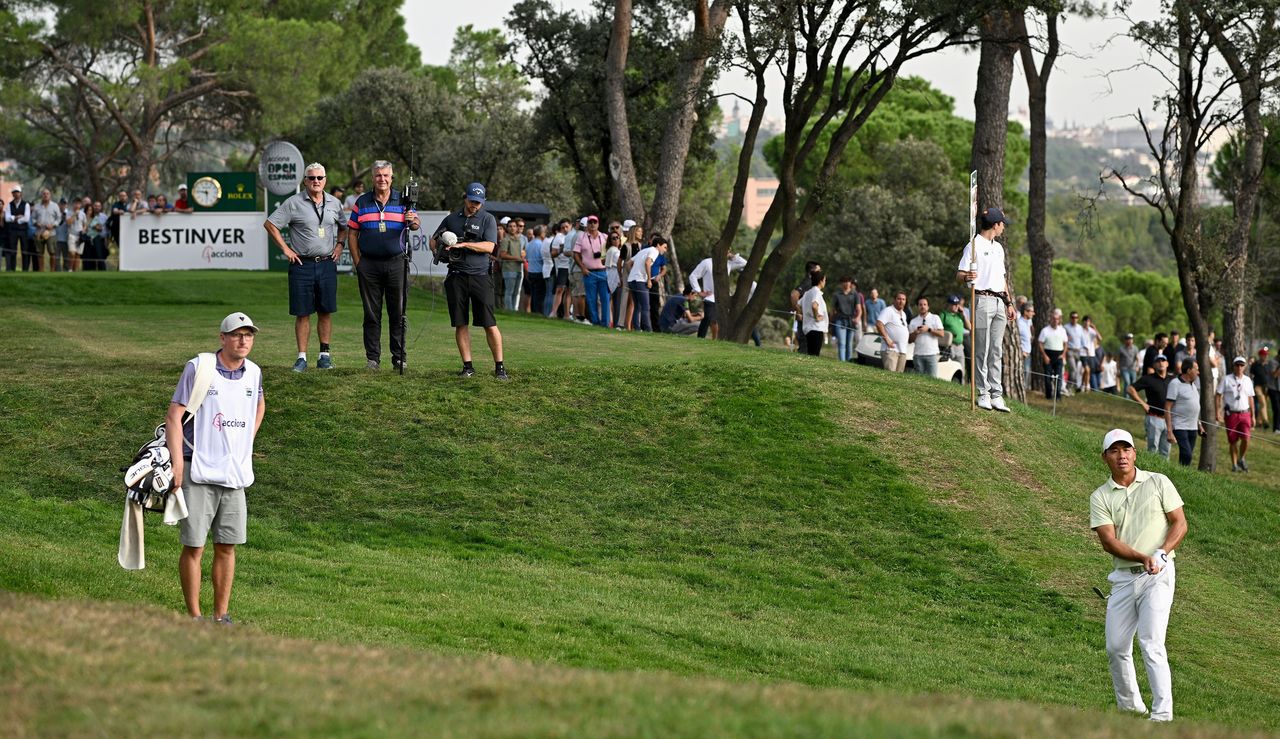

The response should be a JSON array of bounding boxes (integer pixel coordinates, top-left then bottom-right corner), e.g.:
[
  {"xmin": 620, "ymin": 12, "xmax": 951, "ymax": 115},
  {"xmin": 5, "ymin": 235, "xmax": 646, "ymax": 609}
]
[
  {"xmin": 345, "ymin": 160, "xmax": 421, "ymax": 371},
  {"xmin": 1090, "ymin": 429, "xmax": 1188, "ymax": 722}
]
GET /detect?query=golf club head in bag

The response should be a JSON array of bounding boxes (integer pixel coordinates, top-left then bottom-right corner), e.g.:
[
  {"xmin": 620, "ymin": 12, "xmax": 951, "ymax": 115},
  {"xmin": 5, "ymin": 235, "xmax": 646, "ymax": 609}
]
[{"xmin": 123, "ymin": 424, "xmax": 174, "ymax": 512}]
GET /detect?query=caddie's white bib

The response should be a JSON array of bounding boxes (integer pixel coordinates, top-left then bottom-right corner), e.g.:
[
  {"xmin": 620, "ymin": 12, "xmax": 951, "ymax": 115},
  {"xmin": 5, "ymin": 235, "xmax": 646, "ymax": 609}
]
[{"xmin": 190, "ymin": 358, "xmax": 261, "ymax": 488}]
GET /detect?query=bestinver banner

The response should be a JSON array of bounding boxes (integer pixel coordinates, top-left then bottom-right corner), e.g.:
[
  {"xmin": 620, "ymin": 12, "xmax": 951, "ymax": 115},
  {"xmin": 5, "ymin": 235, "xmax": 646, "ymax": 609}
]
[{"xmin": 120, "ymin": 212, "xmax": 268, "ymax": 271}]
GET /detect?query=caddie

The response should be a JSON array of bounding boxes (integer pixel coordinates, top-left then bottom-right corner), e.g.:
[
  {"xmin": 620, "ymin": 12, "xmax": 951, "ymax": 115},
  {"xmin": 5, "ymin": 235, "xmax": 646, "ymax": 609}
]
[
  {"xmin": 1090, "ymin": 428, "xmax": 1188, "ymax": 722},
  {"xmin": 165, "ymin": 312, "xmax": 266, "ymax": 624}
]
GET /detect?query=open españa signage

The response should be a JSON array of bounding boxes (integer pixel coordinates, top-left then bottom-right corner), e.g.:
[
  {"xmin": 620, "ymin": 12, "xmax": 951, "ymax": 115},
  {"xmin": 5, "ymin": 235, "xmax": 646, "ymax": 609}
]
[{"xmin": 187, "ymin": 172, "xmax": 260, "ymax": 213}]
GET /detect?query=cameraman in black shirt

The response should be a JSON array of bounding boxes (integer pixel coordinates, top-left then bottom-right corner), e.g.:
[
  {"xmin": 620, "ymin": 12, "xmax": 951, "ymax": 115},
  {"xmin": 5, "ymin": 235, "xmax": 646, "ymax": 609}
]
[{"xmin": 430, "ymin": 182, "xmax": 508, "ymax": 380}]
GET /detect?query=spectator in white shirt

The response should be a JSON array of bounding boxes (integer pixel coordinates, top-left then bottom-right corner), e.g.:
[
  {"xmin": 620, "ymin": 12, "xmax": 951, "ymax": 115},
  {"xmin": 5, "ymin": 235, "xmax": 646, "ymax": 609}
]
[
  {"xmin": 1064, "ymin": 311, "xmax": 1090, "ymax": 392},
  {"xmin": 876, "ymin": 291, "xmax": 911, "ymax": 373},
  {"xmin": 1037, "ymin": 308, "xmax": 1069, "ymax": 399},
  {"xmin": 800, "ymin": 271, "xmax": 829, "ymax": 356},
  {"xmin": 625, "ymin": 236, "xmax": 667, "ymax": 332},
  {"xmin": 1099, "ymin": 352, "xmax": 1119, "ymax": 395},
  {"xmin": 1216, "ymin": 356, "xmax": 1256, "ymax": 472},
  {"xmin": 688, "ymin": 252, "xmax": 747, "ymax": 339},
  {"xmin": 908, "ymin": 297, "xmax": 945, "ymax": 378},
  {"xmin": 1164, "ymin": 359, "xmax": 1204, "ymax": 467},
  {"xmin": 1016, "ymin": 303, "xmax": 1035, "ymax": 383}
]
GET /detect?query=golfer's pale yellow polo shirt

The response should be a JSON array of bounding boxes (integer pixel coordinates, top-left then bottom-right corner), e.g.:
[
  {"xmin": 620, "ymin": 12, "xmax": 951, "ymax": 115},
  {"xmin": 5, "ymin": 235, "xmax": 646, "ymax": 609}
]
[{"xmin": 1090, "ymin": 468, "xmax": 1184, "ymax": 569}]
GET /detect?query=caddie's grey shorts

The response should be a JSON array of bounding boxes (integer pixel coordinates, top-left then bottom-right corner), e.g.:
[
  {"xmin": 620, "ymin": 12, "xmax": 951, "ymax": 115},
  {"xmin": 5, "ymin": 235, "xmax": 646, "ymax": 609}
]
[{"xmin": 180, "ymin": 480, "xmax": 247, "ymax": 546}]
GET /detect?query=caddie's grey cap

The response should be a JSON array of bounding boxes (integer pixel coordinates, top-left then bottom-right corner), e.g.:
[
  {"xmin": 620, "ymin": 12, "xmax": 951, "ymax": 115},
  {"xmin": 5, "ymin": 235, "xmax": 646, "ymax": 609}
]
[
  {"xmin": 220, "ymin": 312, "xmax": 258, "ymax": 334},
  {"xmin": 1103, "ymin": 428, "xmax": 1134, "ymax": 452}
]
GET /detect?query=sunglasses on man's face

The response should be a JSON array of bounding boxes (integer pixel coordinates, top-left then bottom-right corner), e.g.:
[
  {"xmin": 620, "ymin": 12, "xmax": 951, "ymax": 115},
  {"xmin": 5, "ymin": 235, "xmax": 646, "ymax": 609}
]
[{"xmin": 305, "ymin": 175, "xmax": 326, "ymax": 181}]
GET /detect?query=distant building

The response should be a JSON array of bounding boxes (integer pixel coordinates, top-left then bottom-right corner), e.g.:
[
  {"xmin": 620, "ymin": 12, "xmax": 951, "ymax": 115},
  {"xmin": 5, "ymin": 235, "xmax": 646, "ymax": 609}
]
[{"xmin": 744, "ymin": 177, "xmax": 778, "ymax": 229}]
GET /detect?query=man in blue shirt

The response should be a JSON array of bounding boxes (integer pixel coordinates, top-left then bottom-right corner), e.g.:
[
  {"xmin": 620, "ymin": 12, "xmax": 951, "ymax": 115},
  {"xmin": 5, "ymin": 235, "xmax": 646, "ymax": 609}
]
[{"xmin": 345, "ymin": 160, "xmax": 420, "ymax": 371}]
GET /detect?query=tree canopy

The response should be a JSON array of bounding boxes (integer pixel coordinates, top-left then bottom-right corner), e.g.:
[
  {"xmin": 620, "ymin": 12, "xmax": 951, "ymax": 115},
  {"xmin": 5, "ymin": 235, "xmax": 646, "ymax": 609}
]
[
  {"xmin": 777, "ymin": 76, "xmax": 1029, "ymax": 307},
  {"xmin": 0, "ymin": 0, "xmax": 418, "ymax": 198}
]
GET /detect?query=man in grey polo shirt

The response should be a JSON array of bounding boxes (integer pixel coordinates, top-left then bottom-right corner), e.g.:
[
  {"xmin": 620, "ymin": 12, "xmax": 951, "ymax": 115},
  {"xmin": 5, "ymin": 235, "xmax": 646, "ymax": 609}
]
[
  {"xmin": 166, "ymin": 312, "xmax": 266, "ymax": 625},
  {"xmin": 1090, "ymin": 428, "xmax": 1188, "ymax": 722},
  {"xmin": 265, "ymin": 162, "xmax": 346, "ymax": 372}
]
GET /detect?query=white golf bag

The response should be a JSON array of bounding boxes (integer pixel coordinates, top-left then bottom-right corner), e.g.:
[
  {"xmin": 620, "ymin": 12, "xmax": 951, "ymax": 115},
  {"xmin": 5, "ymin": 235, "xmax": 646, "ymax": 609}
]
[{"xmin": 122, "ymin": 352, "xmax": 215, "ymax": 512}]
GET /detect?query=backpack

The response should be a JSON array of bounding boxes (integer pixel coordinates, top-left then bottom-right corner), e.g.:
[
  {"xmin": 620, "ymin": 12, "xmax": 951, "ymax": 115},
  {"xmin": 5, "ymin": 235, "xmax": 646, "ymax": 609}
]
[{"xmin": 122, "ymin": 353, "xmax": 216, "ymax": 512}]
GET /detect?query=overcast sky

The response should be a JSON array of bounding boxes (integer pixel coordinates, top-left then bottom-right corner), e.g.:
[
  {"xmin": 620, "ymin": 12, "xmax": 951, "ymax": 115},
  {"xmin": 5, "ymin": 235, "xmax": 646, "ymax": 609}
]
[{"xmin": 404, "ymin": 0, "xmax": 1166, "ymax": 129}]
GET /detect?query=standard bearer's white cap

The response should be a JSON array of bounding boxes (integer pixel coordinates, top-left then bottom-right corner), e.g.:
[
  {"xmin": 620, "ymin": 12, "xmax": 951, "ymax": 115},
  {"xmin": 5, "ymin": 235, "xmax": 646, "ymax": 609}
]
[
  {"xmin": 1102, "ymin": 428, "xmax": 1134, "ymax": 452},
  {"xmin": 220, "ymin": 312, "xmax": 259, "ymax": 334},
  {"xmin": 622, "ymin": 219, "xmax": 637, "ymax": 230}
]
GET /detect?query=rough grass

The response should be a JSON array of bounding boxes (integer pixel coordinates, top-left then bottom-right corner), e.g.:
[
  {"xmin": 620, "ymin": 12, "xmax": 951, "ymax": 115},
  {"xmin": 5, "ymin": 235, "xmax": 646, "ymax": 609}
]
[{"xmin": 1, "ymin": 271, "xmax": 1278, "ymax": 736}]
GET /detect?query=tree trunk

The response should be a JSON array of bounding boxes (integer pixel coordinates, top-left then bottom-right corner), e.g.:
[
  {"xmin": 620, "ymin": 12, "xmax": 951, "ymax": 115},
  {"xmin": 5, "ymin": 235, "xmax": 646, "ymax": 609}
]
[
  {"xmin": 604, "ymin": 0, "xmax": 647, "ymax": 223},
  {"xmin": 1188, "ymin": 0, "xmax": 1273, "ymax": 363},
  {"xmin": 602, "ymin": 0, "xmax": 729, "ymax": 293},
  {"xmin": 1016, "ymin": 11, "xmax": 1058, "ymax": 394},
  {"xmin": 1170, "ymin": 0, "xmax": 1217, "ymax": 472},
  {"xmin": 643, "ymin": 0, "xmax": 730, "ymax": 292},
  {"xmin": 970, "ymin": 8, "xmax": 1024, "ymax": 401}
]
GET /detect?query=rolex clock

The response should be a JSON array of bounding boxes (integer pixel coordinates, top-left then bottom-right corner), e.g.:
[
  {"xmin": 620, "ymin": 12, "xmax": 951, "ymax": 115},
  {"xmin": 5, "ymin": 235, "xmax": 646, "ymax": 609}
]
[{"xmin": 191, "ymin": 176, "xmax": 222, "ymax": 208}]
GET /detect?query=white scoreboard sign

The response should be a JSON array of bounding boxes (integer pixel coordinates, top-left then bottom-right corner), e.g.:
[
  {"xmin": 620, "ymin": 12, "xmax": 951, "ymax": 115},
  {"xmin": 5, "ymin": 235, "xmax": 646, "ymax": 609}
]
[{"xmin": 120, "ymin": 212, "xmax": 268, "ymax": 271}]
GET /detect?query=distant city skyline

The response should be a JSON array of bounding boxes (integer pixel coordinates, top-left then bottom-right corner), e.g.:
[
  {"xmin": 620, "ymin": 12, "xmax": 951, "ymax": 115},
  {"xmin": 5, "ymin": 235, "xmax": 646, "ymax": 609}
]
[{"xmin": 406, "ymin": 0, "xmax": 1170, "ymax": 129}]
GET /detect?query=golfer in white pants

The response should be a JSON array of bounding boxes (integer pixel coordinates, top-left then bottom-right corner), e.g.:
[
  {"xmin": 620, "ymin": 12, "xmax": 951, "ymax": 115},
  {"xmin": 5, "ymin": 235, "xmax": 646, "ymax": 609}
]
[
  {"xmin": 957, "ymin": 207, "xmax": 1016, "ymax": 412},
  {"xmin": 1090, "ymin": 429, "xmax": 1189, "ymax": 722}
]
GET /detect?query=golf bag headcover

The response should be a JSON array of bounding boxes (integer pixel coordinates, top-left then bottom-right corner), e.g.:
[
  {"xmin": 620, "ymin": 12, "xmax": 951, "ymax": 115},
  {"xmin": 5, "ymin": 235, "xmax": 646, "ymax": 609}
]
[{"xmin": 122, "ymin": 352, "xmax": 216, "ymax": 512}]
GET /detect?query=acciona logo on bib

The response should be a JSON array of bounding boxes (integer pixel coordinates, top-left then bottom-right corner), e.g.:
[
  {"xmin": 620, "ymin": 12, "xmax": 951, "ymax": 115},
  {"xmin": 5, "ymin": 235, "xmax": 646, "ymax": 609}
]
[{"xmin": 211, "ymin": 412, "xmax": 247, "ymax": 431}]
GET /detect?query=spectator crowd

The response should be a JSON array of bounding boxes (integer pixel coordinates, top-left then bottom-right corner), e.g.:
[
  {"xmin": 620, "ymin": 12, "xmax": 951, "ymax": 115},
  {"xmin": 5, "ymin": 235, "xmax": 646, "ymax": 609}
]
[{"xmin": 1, "ymin": 184, "xmax": 194, "ymax": 272}]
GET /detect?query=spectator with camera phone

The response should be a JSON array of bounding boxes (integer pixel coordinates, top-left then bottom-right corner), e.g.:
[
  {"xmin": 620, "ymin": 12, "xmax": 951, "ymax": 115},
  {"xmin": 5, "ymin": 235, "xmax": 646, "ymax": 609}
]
[{"xmin": 431, "ymin": 182, "xmax": 509, "ymax": 380}]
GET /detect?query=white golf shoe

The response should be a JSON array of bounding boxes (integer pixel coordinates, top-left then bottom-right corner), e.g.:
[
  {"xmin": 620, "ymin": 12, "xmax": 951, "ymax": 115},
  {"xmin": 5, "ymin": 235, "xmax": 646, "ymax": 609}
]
[
  {"xmin": 991, "ymin": 396, "xmax": 1011, "ymax": 413},
  {"xmin": 976, "ymin": 395, "xmax": 993, "ymax": 410}
]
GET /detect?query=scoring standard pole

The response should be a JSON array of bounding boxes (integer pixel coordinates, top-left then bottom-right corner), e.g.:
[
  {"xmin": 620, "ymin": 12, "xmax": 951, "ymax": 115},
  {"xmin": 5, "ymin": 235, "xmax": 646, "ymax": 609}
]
[{"xmin": 968, "ymin": 170, "xmax": 978, "ymax": 411}]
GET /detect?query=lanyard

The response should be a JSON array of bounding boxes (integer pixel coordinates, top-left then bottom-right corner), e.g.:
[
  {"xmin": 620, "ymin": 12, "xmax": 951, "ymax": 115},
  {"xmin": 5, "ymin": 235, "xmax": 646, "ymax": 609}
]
[
  {"xmin": 373, "ymin": 192, "xmax": 394, "ymax": 222},
  {"xmin": 308, "ymin": 195, "xmax": 325, "ymax": 227}
]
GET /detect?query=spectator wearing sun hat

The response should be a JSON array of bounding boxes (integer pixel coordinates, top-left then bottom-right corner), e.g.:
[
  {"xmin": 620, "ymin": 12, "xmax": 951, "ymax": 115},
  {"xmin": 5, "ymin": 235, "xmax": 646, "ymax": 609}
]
[
  {"xmin": 572, "ymin": 215, "xmax": 611, "ymax": 326},
  {"xmin": 1216, "ymin": 356, "xmax": 1255, "ymax": 472}
]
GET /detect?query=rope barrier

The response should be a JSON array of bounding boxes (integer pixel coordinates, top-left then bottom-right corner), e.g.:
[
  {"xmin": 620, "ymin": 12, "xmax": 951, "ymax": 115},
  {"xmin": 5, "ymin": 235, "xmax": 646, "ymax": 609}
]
[{"xmin": 1021, "ymin": 367, "xmax": 1280, "ymax": 450}]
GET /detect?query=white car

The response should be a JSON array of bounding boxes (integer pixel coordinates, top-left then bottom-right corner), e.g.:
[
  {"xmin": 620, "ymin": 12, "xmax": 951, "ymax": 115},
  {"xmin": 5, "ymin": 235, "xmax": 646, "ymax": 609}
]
[{"xmin": 854, "ymin": 331, "xmax": 966, "ymax": 384}]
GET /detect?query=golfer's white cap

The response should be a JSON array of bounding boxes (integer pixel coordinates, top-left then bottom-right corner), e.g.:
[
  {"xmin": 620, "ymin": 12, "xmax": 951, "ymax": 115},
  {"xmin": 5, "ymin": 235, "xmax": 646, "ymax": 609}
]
[
  {"xmin": 220, "ymin": 312, "xmax": 259, "ymax": 334},
  {"xmin": 622, "ymin": 219, "xmax": 637, "ymax": 230},
  {"xmin": 1102, "ymin": 428, "xmax": 1134, "ymax": 452}
]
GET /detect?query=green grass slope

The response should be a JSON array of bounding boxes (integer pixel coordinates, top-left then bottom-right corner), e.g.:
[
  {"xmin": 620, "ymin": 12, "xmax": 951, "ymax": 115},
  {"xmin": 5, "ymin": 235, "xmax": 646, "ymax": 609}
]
[{"xmin": 1, "ymin": 271, "xmax": 1278, "ymax": 735}]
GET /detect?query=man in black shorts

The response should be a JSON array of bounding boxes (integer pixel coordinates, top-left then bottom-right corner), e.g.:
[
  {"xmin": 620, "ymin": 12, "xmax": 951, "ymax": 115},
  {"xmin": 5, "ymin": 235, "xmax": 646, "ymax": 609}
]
[{"xmin": 431, "ymin": 182, "xmax": 509, "ymax": 380}]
